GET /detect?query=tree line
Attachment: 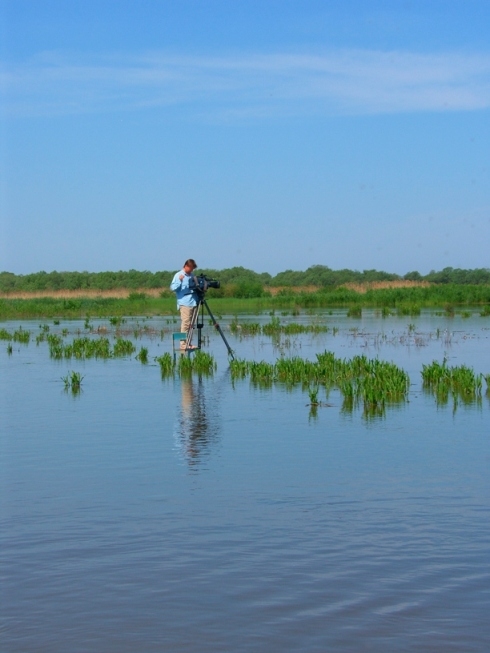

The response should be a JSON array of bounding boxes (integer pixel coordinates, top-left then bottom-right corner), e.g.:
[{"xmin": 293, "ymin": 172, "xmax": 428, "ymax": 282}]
[{"xmin": 1, "ymin": 266, "xmax": 489, "ymax": 296}]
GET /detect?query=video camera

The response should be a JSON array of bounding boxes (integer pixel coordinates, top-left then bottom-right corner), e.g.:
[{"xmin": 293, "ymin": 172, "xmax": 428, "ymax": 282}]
[{"xmin": 190, "ymin": 274, "xmax": 220, "ymax": 295}]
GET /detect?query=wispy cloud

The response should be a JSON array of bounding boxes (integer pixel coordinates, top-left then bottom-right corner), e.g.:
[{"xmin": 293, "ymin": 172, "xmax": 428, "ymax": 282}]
[{"xmin": 2, "ymin": 48, "xmax": 490, "ymax": 118}]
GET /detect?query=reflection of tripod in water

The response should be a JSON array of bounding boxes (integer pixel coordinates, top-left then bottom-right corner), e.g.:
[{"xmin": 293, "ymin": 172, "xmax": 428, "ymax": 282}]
[{"xmin": 184, "ymin": 293, "xmax": 235, "ymax": 360}]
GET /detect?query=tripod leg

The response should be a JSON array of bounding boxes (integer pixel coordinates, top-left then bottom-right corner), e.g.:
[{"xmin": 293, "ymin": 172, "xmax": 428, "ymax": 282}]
[
  {"xmin": 202, "ymin": 298, "xmax": 235, "ymax": 360},
  {"xmin": 184, "ymin": 303, "xmax": 201, "ymax": 351}
]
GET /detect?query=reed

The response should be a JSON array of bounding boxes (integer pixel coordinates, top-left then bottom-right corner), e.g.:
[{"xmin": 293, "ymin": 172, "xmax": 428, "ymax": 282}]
[
  {"xmin": 155, "ymin": 353, "xmax": 174, "ymax": 377},
  {"xmin": 113, "ymin": 338, "xmax": 136, "ymax": 357},
  {"xmin": 422, "ymin": 359, "xmax": 484, "ymax": 404},
  {"xmin": 229, "ymin": 350, "xmax": 410, "ymax": 415},
  {"xmin": 347, "ymin": 306, "xmax": 362, "ymax": 318},
  {"xmin": 61, "ymin": 370, "xmax": 84, "ymax": 394},
  {"xmin": 307, "ymin": 385, "xmax": 319, "ymax": 405},
  {"xmin": 176, "ymin": 350, "xmax": 217, "ymax": 377},
  {"xmin": 397, "ymin": 304, "xmax": 421, "ymax": 316},
  {"xmin": 0, "ymin": 328, "xmax": 12, "ymax": 340},
  {"xmin": 13, "ymin": 328, "xmax": 30, "ymax": 344},
  {"xmin": 136, "ymin": 346, "xmax": 149, "ymax": 363}
]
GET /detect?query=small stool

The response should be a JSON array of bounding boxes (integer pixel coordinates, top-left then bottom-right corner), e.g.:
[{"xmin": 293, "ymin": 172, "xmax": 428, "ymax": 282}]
[{"xmin": 172, "ymin": 332, "xmax": 199, "ymax": 361}]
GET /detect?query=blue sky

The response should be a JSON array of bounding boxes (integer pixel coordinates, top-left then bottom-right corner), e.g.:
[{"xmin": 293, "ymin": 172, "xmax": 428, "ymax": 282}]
[{"xmin": 1, "ymin": 0, "xmax": 489, "ymax": 276}]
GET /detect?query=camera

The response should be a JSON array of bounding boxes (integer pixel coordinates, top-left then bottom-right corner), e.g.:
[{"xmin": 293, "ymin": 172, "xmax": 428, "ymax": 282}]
[{"xmin": 191, "ymin": 274, "xmax": 220, "ymax": 294}]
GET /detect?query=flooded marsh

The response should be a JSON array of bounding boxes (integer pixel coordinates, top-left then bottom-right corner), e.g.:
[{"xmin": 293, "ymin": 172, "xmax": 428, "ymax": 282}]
[{"xmin": 2, "ymin": 310, "xmax": 490, "ymax": 652}]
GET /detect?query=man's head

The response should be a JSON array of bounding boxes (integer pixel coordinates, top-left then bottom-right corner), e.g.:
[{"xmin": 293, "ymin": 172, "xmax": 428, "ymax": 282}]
[{"xmin": 183, "ymin": 259, "xmax": 197, "ymax": 274}]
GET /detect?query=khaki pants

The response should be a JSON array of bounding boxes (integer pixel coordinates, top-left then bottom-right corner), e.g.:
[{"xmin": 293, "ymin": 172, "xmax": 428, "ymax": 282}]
[{"xmin": 179, "ymin": 305, "xmax": 197, "ymax": 346}]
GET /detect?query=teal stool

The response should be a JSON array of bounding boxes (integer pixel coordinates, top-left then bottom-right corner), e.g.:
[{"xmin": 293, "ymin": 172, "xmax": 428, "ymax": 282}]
[
  {"xmin": 172, "ymin": 332, "xmax": 187, "ymax": 361},
  {"xmin": 172, "ymin": 332, "xmax": 199, "ymax": 360}
]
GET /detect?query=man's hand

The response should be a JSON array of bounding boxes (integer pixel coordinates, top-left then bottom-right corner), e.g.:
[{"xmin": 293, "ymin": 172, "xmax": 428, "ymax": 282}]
[{"xmin": 179, "ymin": 274, "xmax": 184, "ymax": 281}]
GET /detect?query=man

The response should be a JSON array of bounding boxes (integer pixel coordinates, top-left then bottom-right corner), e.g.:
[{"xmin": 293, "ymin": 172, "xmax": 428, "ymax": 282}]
[{"xmin": 170, "ymin": 258, "xmax": 199, "ymax": 349}]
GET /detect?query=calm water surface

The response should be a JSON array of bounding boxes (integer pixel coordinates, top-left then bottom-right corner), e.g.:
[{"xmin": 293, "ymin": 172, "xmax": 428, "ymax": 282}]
[{"xmin": 1, "ymin": 312, "xmax": 489, "ymax": 651}]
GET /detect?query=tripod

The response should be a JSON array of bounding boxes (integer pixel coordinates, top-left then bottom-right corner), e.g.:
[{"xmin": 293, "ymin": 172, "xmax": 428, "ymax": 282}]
[{"xmin": 184, "ymin": 294, "xmax": 235, "ymax": 360}]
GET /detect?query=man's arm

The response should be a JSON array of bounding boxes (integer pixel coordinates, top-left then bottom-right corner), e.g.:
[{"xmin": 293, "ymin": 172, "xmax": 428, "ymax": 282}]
[{"xmin": 170, "ymin": 271, "xmax": 183, "ymax": 291}]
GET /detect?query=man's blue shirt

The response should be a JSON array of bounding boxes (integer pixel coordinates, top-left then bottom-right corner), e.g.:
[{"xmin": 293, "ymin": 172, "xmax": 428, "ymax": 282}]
[{"xmin": 170, "ymin": 270, "xmax": 197, "ymax": 308}]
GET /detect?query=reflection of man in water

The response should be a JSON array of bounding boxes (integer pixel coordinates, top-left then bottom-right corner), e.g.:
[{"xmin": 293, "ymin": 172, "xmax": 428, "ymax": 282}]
[{"xmin": 176, "ymin": 377, "xmax": 210, "ymax": 466}]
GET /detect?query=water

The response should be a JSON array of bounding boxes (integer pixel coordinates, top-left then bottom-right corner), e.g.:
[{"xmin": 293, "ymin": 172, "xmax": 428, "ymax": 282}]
[{"xmin": 1, "ymin": 312, "xmax": 489, "ymax": 651}]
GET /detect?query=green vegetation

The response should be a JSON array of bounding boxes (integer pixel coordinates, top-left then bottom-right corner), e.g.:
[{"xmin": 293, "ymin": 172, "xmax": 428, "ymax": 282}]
[
  {"xmin": 2, "ymin": 284, "xmax": 490, "ymax": 321},
  {"xmin": 155, "ymin": 353, "xmax": 174, "ymax": 377},
  {"xmin": 61, "ymin": 370, "xmax": 84, "ymax": 394},
  {"xmin": 113, "ymin": 338, "xmax": 136, "ymax": 357},
  {"xmin": 136, "ymin": 346, "xmax": 149, "ymax": 363},
  {"xmin": 2, "ymin": 265, "xmax": 490, "ymax": 295},
  {"xmin": 0, "ymin": 295, "xmax": 176, "ymax": 320},
  {"xmin": 422, "ymin": 359, "xmax": 486, "ymax": 405},
  {"xmin": 13, "ymin": 328, "xmax": 30, "ymax": 344},
  {"xmin": 230, "ymin": 351, "xmax": 411, "ymax": 418}
]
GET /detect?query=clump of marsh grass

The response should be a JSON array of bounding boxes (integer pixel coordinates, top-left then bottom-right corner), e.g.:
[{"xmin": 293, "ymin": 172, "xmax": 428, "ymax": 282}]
[
  {"xmin": 0, "ymin": 328, "xmax": 12, "ymax": 340},
  {"xmin": 113, "ymin": 338, "xmax": 136, "ymax": 357},
  {"xmin": 381, "ymin": 306, "xmax": 393, "ymax": 318},
  {"xmin": 307, "ymin": 385, "xmax": 319, "ymax": 405},
  {"xmin": 422, "ymin": 359, "xmax": 484, "ymax": 405},
  {"xmin": 480, "ymin": 305, "xmax": 490, "ymax": 317},
  {"xmin": 230, "ymin": 317, "xmax": 328, "ymax": 339},
  {"xmin": 7, "ymin": 342, "xmax": 13, "ymax": 355},
  {"xmin": 397, "ymin": 304, "xmax": 421, "ymax": 317},
  {"xmin": 71, "ymin": 337, "xmax": 111, "ymax": 359},
  {"xmin": 192, "ymin": 350, "xmax": 216, "ymax": 375},
  {"xmin": 229, "ymin": 350, "xmax": 410, "ymax": 416},
  {"xmin": 155, "ymin": 353, "xmax": 174, "ymax": 377},
  {"xmin": 13, "ymin": 328, "xmax": 30, "ymax": 344},
  {"xmin": 61, "ymin": 370, "xmax": 84, "ymax": 394},
  {"xmin": 47, "ymin": 333, "xmax": 64, "ymax": 358},
  {"xmin": 136, "ymin": 346, "xmax": 149, "ymax": 363},
  {"xmin": 347, "ymin": 306, "xmax": 362, "ymax": 318}
]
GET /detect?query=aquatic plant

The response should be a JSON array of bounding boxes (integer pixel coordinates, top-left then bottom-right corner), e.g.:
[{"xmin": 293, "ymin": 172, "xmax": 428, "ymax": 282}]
[
  {"xmin": 262, "ymin": 317, "xmax": 282, "ymax": 336},
  {"xmin": 397, "ymin": 304, "xmax": 421, "ymax": 316},
  {"xmin": 113, "ymin": 338, "xmax": 136, "ymax": 357},
  {"xmin": 47, "ymin": 333, "xmax": 64, "ymax": 358},
  {"xmin": 0, "ymin": 328, "xmax": 12, "ymax": 340},
  {"xmin": 13, "ymin": 328, "xmax": 30, "ymax": 344},
  {"xmin": 229, "ymin": 350, "xmax": 410, "ymax": 416},
  {"xmin": 61, "ymin": 370, "xmax": 84, "ymax": 394},
  {"xmin": 7, "ymin": 342, "xmax": 13, "ymax": 355},
  {"xmin": 155, "ymin": 353, "xmax": 174, "ymax": 377},
  {"xmin": 381, "ymin": 306, "xmax": 393, "ymax": 317},
  {"xmin": 177, "ymin": 355, "xmax": 193, "ymax": 376},
  {"xmin": 192, "ymin": 350, "xmax": 217, "ymax": 375},
  {"xmin": 422, "ymin": 359, "xmax": 484, "ymax": 404},
  {"xmin": 230, "ymin": 358, "xmax": 250, "ymax": 379},
  {"xmin": 307, "ymin": 386, "xmax": 319, "ymax": 404},
  {"xmin": 347, "ymin": 306, "xmax": 362, "ymax": 318},
  {"xmin": 136, "ymin": 346, "xmax": 149, "ymax": 363},
  {"xmin": 70, "ymin": 337, "xmax": 111, "ymax": 359}
]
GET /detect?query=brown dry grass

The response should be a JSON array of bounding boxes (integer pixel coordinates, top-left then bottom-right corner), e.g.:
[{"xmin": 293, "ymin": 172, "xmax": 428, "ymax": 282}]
[
  {"xmin": 0, "ymin": 288, "xmax": 171, "ymax": 300},
  {"xmin": 267, "ymin": 285, "xmax": 318, "ymax": 296},
  {"xmin": 341, "ymin": 280, "xmax": 431, "ymax": 293},
  {"xmin": 0, "ymin": 280, "xmax": 430, "ymax": 300}
]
